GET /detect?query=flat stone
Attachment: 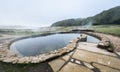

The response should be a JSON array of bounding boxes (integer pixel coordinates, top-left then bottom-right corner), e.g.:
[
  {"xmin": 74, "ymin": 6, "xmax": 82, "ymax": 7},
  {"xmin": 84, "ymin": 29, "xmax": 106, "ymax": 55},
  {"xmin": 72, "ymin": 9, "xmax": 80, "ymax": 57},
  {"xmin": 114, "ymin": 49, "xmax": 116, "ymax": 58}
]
[
  {"xmin": 83, "ymin": 62, "xmax": 94, "ymax": 69},
  {"xmin": 59, "ymin": 62, "xmax": 93, "ymax": 72},
  {"xmin": 72, "ymin": 49, "xmax": 120, "ymax": 69},
  {"xmin": 49, "ymin": 59, "xmax": 65, "ymax": 72},
  {"xmin": 67, "ymin": 51, "xmax": 74, "ymax": 56},
  {"xmin": 93, "ymin": 63, "xmax": 120, "ymax": 72},
  {"xmin": 75, "ymin": 60, "xmax": 81, "ymax": 64},
  {"xmin": 62, "ymin": 55, "xmax": 70, "ymax": 61},
  {"xmin": 70, "ymin": 58, "xmax": 74, "ymax": 62},
  {"xmin": 115, "ymin": 52, "xmax": 120, "ymax": 56},
  {"xmin": 77, "ymin": 42, "xmax": 117, "ymax": 57}
]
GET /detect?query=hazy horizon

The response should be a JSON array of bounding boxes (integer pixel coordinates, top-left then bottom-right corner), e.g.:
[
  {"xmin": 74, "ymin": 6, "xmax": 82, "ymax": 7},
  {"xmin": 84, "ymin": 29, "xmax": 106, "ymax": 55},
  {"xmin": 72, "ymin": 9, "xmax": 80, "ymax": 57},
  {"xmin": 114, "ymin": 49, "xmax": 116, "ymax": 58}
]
[{"xmin": 0, "ymin": 0, "xmax": 120, "ymax": 27}]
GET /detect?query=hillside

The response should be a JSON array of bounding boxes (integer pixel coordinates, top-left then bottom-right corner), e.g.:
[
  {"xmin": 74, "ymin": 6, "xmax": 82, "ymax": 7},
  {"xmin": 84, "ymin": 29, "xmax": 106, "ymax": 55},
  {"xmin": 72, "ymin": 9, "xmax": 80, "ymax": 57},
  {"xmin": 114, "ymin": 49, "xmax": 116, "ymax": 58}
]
[
  {"xmin": 51, "ymin": 18, "xmax": 83, "ymax": 27},
  {"xmin": 51, "ymin": 6, "xmax": 120, "ymax": 27},
  {"xmin": 93, "ymin": 6, "xmax": 120, "ymax": 25}
]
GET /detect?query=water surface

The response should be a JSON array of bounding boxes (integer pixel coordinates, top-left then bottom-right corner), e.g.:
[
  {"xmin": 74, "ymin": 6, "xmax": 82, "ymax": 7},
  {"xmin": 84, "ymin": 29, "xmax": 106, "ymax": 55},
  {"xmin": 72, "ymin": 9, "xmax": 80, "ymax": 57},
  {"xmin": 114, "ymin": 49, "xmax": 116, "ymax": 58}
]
[{"xmin": 10, "ymin": 33, "xmax": 100, "ymax": 56}]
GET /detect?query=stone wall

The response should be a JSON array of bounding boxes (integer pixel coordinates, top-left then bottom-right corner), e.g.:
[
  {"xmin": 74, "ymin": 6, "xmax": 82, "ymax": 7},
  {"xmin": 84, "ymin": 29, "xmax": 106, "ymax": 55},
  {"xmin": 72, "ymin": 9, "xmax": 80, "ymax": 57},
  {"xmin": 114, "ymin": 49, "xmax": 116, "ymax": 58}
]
[
  {"xmin": 84, "ymin": 32, "xmax": 114, "ymax": 52},
  {"xmin": 0, "ymin": 34, "xmax": 87, "ymax": 64},
  {"xmin": 1, "ymin": 32, "xmax": 110, "ymax": 64}
]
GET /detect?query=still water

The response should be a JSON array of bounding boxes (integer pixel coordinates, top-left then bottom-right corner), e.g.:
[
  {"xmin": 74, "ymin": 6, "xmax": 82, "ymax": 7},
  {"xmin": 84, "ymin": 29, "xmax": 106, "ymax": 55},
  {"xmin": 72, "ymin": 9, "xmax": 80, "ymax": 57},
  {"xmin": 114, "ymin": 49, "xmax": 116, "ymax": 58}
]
[{"xmin": 10, "ymin": 33, "xmax": 100, "ymax": 56}]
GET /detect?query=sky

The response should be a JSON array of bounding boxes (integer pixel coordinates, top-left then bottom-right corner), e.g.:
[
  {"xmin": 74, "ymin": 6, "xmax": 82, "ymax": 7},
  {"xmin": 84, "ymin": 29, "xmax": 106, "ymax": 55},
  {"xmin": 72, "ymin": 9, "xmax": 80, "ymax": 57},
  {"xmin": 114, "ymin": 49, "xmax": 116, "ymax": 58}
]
[{"xmin": 0, "ymin": 0, "xmax": 120, "ymax": 27}]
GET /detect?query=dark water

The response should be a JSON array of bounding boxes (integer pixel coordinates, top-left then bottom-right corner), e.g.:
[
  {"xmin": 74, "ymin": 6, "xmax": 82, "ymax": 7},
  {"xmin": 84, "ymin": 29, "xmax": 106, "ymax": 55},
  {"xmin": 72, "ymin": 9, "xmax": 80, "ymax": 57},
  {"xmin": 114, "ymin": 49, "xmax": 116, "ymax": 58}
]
[{"xmin": 10, "ymin": 33, "xmax": 100, "ymax": 56}]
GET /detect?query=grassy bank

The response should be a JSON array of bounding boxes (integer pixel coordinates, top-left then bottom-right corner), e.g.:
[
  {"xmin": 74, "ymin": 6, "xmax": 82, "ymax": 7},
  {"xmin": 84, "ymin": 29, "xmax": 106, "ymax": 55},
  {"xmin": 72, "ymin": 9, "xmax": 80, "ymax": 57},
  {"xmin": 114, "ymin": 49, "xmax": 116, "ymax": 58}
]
[{"xmin": 93, "ymin": 25, "xmax": 120, "ymax": 37}]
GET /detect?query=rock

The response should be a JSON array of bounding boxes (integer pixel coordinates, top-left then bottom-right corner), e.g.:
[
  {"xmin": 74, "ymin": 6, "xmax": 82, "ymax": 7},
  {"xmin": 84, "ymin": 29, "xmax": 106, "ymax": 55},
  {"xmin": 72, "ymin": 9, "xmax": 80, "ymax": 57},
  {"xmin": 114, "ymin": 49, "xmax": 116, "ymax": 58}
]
[
  {"xmin": 103, "ymin": 41, "xmax": 110, "ymax": 47},
  {"xmin": 6, "ymin": 51, "xmax": 17, "ymax": 57},
  {"xmin": 18, "ymin": 57, "xmax": 28, "ymax": 63},
  {"xmin": 80, "ymin": 34, "xmax": 87, "ymax": 42},
  {"xmin": 107, "ymin": 48, "xmax": 114, "ymax": 52},
  {"xmin": 31, "ymin": 57, "xmax": 40, "ymax": 63},
  {"xmin": 97, "ymin": 42, "xmax": 105, "ymax": 48},
  {"xmin": 115, "ymin": 52, "xmax": 120, "ymax": 56},
  {"xmin": 75, "ymin": 60, "xmax": 81, "ymax": 64},
  {"xmin": 3, "ymin": 57, "xmax": 18, "ymax": 63},
  {"xmin": 97, "ymin": 41, "xmax": 110, "ymax": 49}
]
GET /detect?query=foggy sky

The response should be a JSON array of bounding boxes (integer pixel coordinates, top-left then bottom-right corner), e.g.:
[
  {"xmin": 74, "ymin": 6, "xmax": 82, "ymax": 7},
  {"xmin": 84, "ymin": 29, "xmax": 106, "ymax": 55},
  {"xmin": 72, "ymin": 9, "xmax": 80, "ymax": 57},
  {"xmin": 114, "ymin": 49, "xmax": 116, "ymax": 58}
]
[{"xmin": 0, "ymin": 0, "xmax": 120, "ymax": 27}]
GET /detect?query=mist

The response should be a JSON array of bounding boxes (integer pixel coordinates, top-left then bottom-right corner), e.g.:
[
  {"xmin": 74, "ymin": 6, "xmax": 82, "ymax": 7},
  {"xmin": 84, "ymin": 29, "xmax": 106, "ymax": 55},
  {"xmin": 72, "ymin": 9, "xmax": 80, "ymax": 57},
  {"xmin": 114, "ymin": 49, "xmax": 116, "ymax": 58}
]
[{"xmin": 0, "ymin": 0, "xmax": 120, "ymax": 27}]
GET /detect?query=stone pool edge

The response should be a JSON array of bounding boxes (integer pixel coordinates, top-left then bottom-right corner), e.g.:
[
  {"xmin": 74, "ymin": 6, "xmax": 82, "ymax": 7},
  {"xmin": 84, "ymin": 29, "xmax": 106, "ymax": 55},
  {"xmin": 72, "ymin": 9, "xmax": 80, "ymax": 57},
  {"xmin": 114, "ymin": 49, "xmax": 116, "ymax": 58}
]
[
  {"xmin": 0, "ymin": 34, "xmax": 80, "ymax": 64},
  {"xmin": 0, "ymin": 31, "xmax": 114, "ymax": 64},
  {"xmin": 84, "ymin": 32, "xmax": 114, "ymax": 52}
]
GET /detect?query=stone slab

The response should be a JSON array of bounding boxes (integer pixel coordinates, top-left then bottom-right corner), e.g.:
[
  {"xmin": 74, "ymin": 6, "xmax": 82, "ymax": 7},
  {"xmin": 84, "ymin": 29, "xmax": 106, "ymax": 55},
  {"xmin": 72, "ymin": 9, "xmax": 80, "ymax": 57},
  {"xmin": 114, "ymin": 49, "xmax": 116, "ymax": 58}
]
[
  {"xmin": 59, "ymin": 62, "xmax": 93, "ymax": 72},
  {"xmin": 62, "ymin": 55, "xmax": 70, "ymax": 61},
  {"xmin": 115, "ymin": 52, "xmax": 120, "ymax": 56},
  {"xmin": 83, "ymin": 62, "xmax": 94, "ymax": 69},
  {"xmin": 49, "ymin": 59, "xmax": 65, "ymax": 72},
  {"xmin": 93, "ymin": 63, "xmax": 120, "ymax": 72},
  {"xmin": 77, "ymin": 42, "xmax": 117, "ymax": 57},
  {"xmin": 72, "ymin": 49, "xmax": 120, "ymax": 69}
]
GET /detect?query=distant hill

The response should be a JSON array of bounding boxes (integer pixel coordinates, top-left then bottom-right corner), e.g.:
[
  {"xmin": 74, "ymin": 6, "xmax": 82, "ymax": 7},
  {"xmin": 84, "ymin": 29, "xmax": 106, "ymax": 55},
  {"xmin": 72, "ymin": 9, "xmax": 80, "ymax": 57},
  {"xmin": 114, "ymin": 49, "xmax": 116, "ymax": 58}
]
[
  {"xmin": 93, "ymin": 6, "xmax": 120, "ymax": 25},
  {"xmin": 51, "ymin": 6, "xmax": 120, "ymax": 27},
  {"xmin": 51, "ymin": 18, "xmax": 83, "ymax": 27}
]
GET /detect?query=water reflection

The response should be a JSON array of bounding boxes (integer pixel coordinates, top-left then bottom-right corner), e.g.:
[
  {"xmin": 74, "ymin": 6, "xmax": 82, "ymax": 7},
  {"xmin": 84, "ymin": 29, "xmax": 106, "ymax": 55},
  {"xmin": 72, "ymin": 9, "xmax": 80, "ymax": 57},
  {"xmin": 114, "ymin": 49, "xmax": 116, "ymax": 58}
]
[{"xmin": 10, "ymin": 33, "xmax": 100, "ymax": 56}]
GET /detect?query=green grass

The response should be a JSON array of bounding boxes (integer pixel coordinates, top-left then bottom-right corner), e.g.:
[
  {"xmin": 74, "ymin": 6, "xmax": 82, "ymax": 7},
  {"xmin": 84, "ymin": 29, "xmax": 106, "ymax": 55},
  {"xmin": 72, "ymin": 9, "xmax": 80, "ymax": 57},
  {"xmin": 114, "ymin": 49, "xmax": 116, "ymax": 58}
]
[
  {"xmin": 93, "ymin": 25, "xmax": 120, "ymax": 36},
  {"xmin": 0, "ymin": 62, "xmax": 52, "ymax": 72}
]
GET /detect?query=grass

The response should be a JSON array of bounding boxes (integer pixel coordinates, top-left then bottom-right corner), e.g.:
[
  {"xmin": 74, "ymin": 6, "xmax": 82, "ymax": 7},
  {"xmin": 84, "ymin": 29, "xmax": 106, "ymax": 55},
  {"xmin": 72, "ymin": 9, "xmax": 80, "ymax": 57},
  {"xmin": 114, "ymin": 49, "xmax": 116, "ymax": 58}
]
[
  {"xmin": 93, "ymin": 25, "xmax": 120, "ymax": 37},
  {"xmin": 0, "ymin": 62, "xmax": 52, "ymax": 72}
]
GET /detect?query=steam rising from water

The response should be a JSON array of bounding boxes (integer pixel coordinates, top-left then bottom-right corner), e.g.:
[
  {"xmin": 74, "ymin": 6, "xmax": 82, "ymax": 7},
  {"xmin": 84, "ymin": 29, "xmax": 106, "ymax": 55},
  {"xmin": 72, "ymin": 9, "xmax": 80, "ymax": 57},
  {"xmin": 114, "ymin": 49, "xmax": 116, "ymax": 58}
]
[
  {"xmin": 83, "ymin": 21, "xmax": 93, "ymax": 29},
  {"xmin": 85, "ymin": 21, "xmax": 93, "ymax": 29}
]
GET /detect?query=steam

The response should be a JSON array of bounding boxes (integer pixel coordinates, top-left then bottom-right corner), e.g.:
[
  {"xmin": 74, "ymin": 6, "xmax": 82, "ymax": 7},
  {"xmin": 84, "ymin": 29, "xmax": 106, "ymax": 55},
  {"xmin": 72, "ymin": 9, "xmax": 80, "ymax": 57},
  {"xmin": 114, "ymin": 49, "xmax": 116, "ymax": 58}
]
[
  {"xmin": 85, "ymin": 21, "xmax": 93, "ymax": 29},
  {"xmin": 83, "ymin": 21, "xmax": 93, "ymax": 29}
]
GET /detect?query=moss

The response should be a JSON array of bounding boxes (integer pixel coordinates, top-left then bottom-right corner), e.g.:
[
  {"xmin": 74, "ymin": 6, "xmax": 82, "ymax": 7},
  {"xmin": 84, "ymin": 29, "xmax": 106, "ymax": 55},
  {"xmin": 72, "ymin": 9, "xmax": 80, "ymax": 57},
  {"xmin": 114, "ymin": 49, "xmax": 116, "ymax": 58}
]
[{"xmin": 107, "ymin": 43, "xmax": 114, "ymax": 52}]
